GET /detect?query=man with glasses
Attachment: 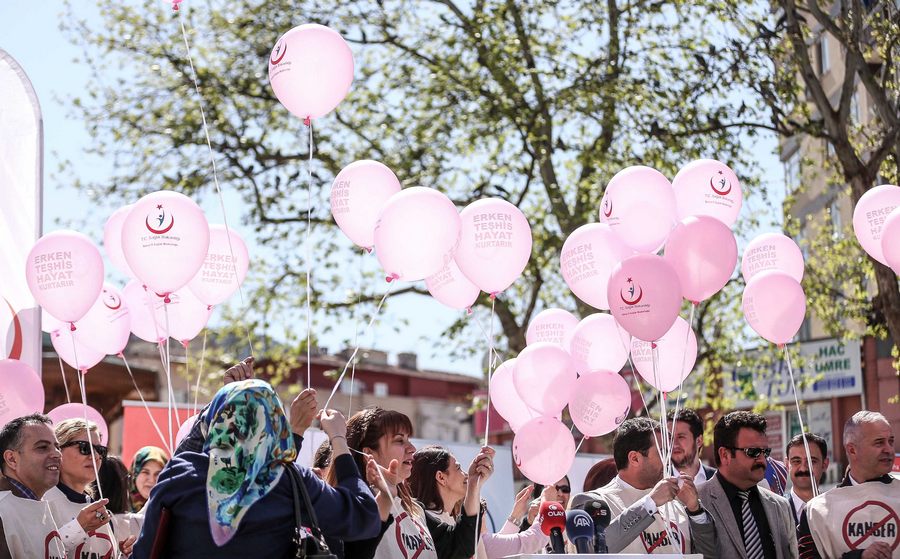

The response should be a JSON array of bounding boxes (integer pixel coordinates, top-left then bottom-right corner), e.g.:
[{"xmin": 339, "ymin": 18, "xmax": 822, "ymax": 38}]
[{"xmin": 690, "ymin": 411, "xmax": 797, "ymax": 559}]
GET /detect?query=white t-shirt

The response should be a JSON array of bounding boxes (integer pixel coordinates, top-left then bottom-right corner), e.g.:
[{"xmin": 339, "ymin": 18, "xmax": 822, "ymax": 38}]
[
  {"xmin": 805, "ymin": 479, "xmax": 900, "ymax": 557},
  {"xmin": 43, "ymin": 487, "xmax": 119, "ymax": 558},
  {"xmin": 0, "ymin": 491, "xmax": 83, "ymax": 559},
  {"xmin": 374, "ymin": 497, "xmax": 438, "ymax": 559}
]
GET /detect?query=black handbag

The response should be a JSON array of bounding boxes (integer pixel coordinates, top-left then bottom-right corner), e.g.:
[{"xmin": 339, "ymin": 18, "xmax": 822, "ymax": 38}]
[{"xmin": 284, "ymin": 463, "xmax": 338, "ymax": 559}]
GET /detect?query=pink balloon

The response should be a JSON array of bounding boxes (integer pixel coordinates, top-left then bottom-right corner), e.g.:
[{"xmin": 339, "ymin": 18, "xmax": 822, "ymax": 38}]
[
  {"xmin": 852, "ymin": 184, "xmax": 900, "ymax": 265},
  {"xmin": 568, "ymin": 372, "xmax": 631, "ymax": 437},
  {"xmin": 188, "ymin": 225, "xmax": 249, "ymax": 306},
  {"xmin": 25, "ymin": 230, "xmax": 105, "ymax": 324},
  {"xmin": 0, "ymin": 359, "xmax": 45, "ymax": 426},
  {"xmin": 607, "ymin": 255, "xmax": 683, "ymax": 342},
  {"xmin": 600, "ymin": 166, "xmax": 677, "ymax": 253},
  {"xmin": 175, "ymin": 414, "xmax": 200, "ymax": 448},
  {"xmin": 268, "ymin": 24, "xmax": 354, "ymax": 120},
  {"xmin": 513, "ymin": 417, "xmax": 576, "ymax": 485},
  {"xmin": 50, "ymin": 328, "xmax": 106, "ymax": 372},
  {"xmin": 425, "ymin": 259, "xmax": 480, "ymax": 310},
  {"xmin": 742, "ymin": 270, "xmax": 806, "ymax": 345},
  {"xmin": 513, "ymin": 343, "xmax": 576, "ymax": 416},
  {"xmin": 488, "ymin": 359, "xmax": 538, "ymax": 432},
  {"xmin": 103, "ymin": 205, "xmax": 136, "ymax": 278},
  {"xmin": 47, "ymin": 403, "xmax": 109, "ymax": 445},
  {"xmin": 568, "ymin": 313, "xmax": 631, "ymax": 375},
  {"xmin": 374, "ymin": 187, "xmax": 461, "ymax": 281},
  {"xmin": 882, "ymin": 208, "xmax": 900, "ymax": 275},
  {"xmin": 741, "ymin": 232, "xmax": 804, "ymax": 283},
  {"xmin": 672, "ymin": 159, "xmax": 743, "ymax": 226},
  {"xmin": 630, "ymin": 317, "xmax": 697, "ymax": 392},
  {"xmin": 76, "ymin": 283, "xmax": 132, "ymax": 356},
  {"xmin": 664, "ymin": 216, "xmax": 737, "ymax": 303},
  {"xmin": 561, "ymin": 224, "xmax": 634, "ymax": 310},
  {"xmin": 331, "ymin": 160, "xmax": 402, "ymax": 249},
  {"xmin": 41, "ymin": 308, "xmax": 64, "ymax": 334},
  {"xmin": 455, "ymin": 198, "xmax": 533, "ymax": 294},
  {"xmin": 165, "ymin": 288, "xmax": 214, "ymax": 345},
  {"xmin": 525, "ymin": 308, "xmax": 579, "ymax": 348},
  {"xmin": 122, "ymin": 280, "xmax": 167, "ymax": 343},
  {"xmin": 121, "ymin": 190, "xmax": 210, "ymax": 296}
]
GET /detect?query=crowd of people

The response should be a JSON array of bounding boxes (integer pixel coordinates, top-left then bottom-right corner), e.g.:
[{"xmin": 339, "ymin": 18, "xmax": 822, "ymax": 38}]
[{"xmin": 0, "ymin": 358, "xmax": 896, "ymax": 558}]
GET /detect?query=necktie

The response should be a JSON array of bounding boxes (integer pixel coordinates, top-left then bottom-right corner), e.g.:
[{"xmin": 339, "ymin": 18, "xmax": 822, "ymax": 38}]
[{"xmin": 737, "ymin": 490, "xmax": 764, "ymax": 559}]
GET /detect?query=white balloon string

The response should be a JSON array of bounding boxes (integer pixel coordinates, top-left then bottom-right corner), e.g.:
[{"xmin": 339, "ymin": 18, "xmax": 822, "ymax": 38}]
[
  {"xmin": 616, "ymin": 320, "xmax": 653, "ymax": 418},
  {"xmin": 482, "ymin": 297, "xmax": 497, "ymax": 447},
  {"xmin": 75, "ymin": 369, "xmax": 105, "ymax": 503},
  {"xmin": 322, "ymin": 284, "xmax": 394, "ymax": 410},
  {"xmin": 783, "ymin": 344, "xmax": 818, "ymax": 497},
  {"xmin": 57, "ymin": 354, "xmax": 71, "ymax": 403},
  {"xmin": 163, "ymin": 305, "xmax": 176, "ymax": 452},
  {"xmin": 305, "ymin": 120, "xmax": 314, "ymax": 390},
  {"xmin": 650, "ymin": 344, "xmax": 667, "ymax": 467},
  {"xmin": 193, "ymin": 329, "xmax": 207, "ymax": 414},
  {"xmin": 121, "ymin": 353, "xmax": 172, "ymax": 455},
  {"xmin": 348, "ymin": 248, "xmax": 364, "ymax": 419},
  {"xmin": 470, "ymin": 310, "xmax": 503, "ymax": 368},
  {"xmin": 575, "ymin": 436, "xmax": 586, "ymax": 453},
  {"xmin": 667, "ymin": 304, "xmax": 697, "ymax": 466}
]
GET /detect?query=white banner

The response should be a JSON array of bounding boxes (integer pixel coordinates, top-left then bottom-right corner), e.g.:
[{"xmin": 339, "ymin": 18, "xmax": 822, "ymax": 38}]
[{"xmin": 0, "ymin": 49, "xmax": 43, "ymax": 373}]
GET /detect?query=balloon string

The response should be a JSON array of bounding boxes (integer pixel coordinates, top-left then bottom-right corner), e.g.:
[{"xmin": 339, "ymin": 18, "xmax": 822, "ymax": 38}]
[
  {"xmin": 305, "ymin": 120, "xmax": 314, "ymax": 390},
  {"xmin": 667, "ymin": 304, "xmax": 697, "ymax": 467},
  {"xmin": 121, "ymin": 353, "xmax": 172, "ymax": 455},
  {"xmin": 176, "ymin": 10, "xmax": 255, "ymax": 359},
  {"xmin": 57, "ymin": 354, "xmax": 71, "ymax": 403},
  {"xmin": 193, "ymin": 329, "xmax": 208, "ymax": 414},
  {"xmin": 651, "ymin": 343, "xmax": 668, "ymax": 467},
  {"xmin": 575, "ymin": 436, "xmax": 586, "ymax": 453},
  {"xmin": 783, "ymin": 344, "xmax": 819, "ymax": 497},
  {"xmin": 470, "ymin": 311, "xmax": 503, "ymax": 369},
  {"xmin": 75, "ymin": 370, "xmax": 105, "ymax": 504},
  {"xmin": 348, "ymin": 248, "xmax": 365, "ymax": 419},
  {"xmin": 323, "ymin": 284, "xmax": 394, "ymax": 410},
  {"xmin": 163, "ymin": 306, "xmax": 176, "ymax": 453},
  {"xmin": 482, "ymin": 297, "xmax": 497, "ymax": 447},
  {"xmin": 616, "ymin": 320, "xmax": 653, "ymax": 419}
]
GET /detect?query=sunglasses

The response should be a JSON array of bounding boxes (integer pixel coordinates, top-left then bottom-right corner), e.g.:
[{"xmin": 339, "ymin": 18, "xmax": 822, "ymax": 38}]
[
  {"xmin": 61, "ymin": 440, "xmax": 108, "ymax": 460},
  {"xmin": 554, "ymin": 485, "xmax": 571, "ymax": 494},
  {"xmin": 727, "ymin": 446, "xmax": 771, "ymax": 459}
]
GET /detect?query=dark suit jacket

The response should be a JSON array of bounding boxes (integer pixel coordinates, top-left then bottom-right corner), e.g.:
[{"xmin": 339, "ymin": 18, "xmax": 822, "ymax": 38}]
[{"xmin": 701, "ymin": 464, "xmax": 717, "ymax": 482}]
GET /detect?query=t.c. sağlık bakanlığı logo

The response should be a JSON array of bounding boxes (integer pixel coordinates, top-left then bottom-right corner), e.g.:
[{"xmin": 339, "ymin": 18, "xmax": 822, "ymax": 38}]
[
  {"xmin": 602, "ymin": 197, "xmax": 613, "ymax": 218},
  {"xmin": 710, "ymin": 170, "xmax": 732, "ymax": 196},
  {"xmin": 270, "ymin": 41, "xmax": 287, "ymax": 65},
  {"xmin": 620, "ymin": 277, "xmax": 643, "ymax": 305},
  {"xmin": 145, "ymin": 204, "xmax": 175, "ymax": 235},
  {"xmin": 101, "ymin": 290, "xmax": 122, "ymax": 311}
]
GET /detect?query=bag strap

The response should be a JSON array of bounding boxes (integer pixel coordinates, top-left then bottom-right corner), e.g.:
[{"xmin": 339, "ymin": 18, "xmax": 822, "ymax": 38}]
[{"xmin": 284, "ymin": 463, "xmax": 329, "ymax": 545}]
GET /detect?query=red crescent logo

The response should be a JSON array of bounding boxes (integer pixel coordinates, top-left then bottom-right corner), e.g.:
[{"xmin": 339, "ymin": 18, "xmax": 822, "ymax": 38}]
[
  {"xmin": 270, "ymin": 42, "xmax": 287, "ymax": 65},
  {"xmin": 75, "ymin": 531, "xmax": 114, "ymax": 559},
  {"xmin": 620, "ymin": 285, "xmax": 643, "ymax": 305},
  {"xmin": 44, "ymin": 531, "xmax": 64, "ymax": 558},
  {"xmin": 603, "ymin": 198, "xmax": 613, "ymax": 218},
  {"xmin": 710, "ymin": 175, "xmax": 732, "ymax": 196},
  {"xmin": 145, "ymin": 214, "xmax": 175, "ymax": 235},
  {"xmin": 3, "ymin": 297, "xmax": 23, "ymax": 360},
  {"xmin": 102, "ymin": 293, "xmax": 122, "ymax": 311}
]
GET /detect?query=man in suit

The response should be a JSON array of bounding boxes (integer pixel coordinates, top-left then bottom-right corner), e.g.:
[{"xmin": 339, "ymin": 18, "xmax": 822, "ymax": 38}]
[
  {"xmin": 783, "ymin": 433, "xmax": 828, "ymax": 526},
  {"xmin": 670, "ymin": 408, "xmax": 716, "ymax": 486},
  {"xmin": 689, "ymin": 411, "xmax": 798, "ymax": 559}
]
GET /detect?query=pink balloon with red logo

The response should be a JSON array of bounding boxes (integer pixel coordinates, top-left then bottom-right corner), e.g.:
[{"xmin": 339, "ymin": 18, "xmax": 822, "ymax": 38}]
[
  {"xmin": 607, "ymin": 254, "xmax": 683, "ymax": 342},
  {"xmin": 600, "ymin": 166, "xmax": 677, "ymax": 253},
  {"xmin": 513, "ymin": 342, "xmax": 576, "ymax": 416},
  {"xmin": 525, "ymin": 308, "xmax": 579, "ymax": 348},
  {"xmin": 122, "ymin": 280, "xmax": 168, "ymax": 343},
  {"xmin": 76, "ymin": 283, "xmax": 132, "ymax": 356},
  {"xmin": 104, "ymin": 205, "xmax": 136, "ymax": 278},
  {"xmin": 488, "ymin": 358, "xmax": 538, "ymax": 432},
  {"xmin": 741, "ymin": 232, "xmax": 804, "ymax": 283},
  {"xmin": 561, "ymin": 224, "xmax": 634, "ymax": 310},
  {"xmin": 331, "ymin": 160, "xmax": 402, "ymax": 250},
  {"xmin": 568, "ymin": 313, "xmax": 632, "ymax": 375},
  {"xmin": 0, "ymin": 359, "xmax": 45, "ymax": 426},
  {"xmin": 742, "ymin": 270, "xmax": 806, "ymax": 345},
  {"xmin": 630, "ymin": 316, "xmax": 697, "ymax": 392},
  {"xmin": 166, "ymin": 288, "xmax": 214, "ymax": 346},
  {"xmin": 268, "ymin": 24, "xmax": 354, "ymax": 120},
  {"xmin": 374, "ymin": 187, "xmax": 461, "ymax": 282},
  {"xmin": 121, "ymin": 190, "xmax": 210, "ymax": 296},
  {"xmin": 51, "ymin": 328, "xmax": 106, "ymax": 372},
  {"xmin": 853, "ymin": 184, "xmax": 900, "ymax": 266},
  {"xmin": 513, "ymin": 417, "xmax": 576, "ymax": 485},
  {"xmin": 25, "ymin": 230, "xmax": 105, "ymax": 324},
  {"xmin": 188, "ymin": 225, "xmax": 249, "ymax": 306},
  {"xmin": 47, "ymin": 403, "xmax": 109, "ymax": 445},
  {"xmin": 664, "ymin": 216, "xmax": 737, "ymax": 303},
  {"xmin": 568, "ymin": 371, "xmax": 631, "ymax": 437},
  {"xmin": 425, "ymin": 259, "xmax": 480, "ymax": 310},
  {"xmin": 882, "ymin": 208, "xmax": 900, "ymax": 275},
  {"xmin": 672, "ymin": 159, "xmax": 743, "ymax": 227}
]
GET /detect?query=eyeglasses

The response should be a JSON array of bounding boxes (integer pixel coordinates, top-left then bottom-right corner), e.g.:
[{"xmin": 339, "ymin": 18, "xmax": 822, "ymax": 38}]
[
  {"xmin": 554, "ymin": 485, "xmax": 571, "ymax": 494},
  {"xmin": 61, "ymin": 440, "xmax": 107, "ymax": 460},
  {"xmin": 727, "ymin": 446, "xmax": 771, "ymax": 459}
]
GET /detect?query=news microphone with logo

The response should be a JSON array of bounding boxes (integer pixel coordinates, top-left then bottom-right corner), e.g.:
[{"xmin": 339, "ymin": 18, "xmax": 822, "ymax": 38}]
[
  {"xmin": 565, "ymin": 509, "xmax": 595, "ymax": 554},
  {"xmin": 571, "ymin": 495, "xmax": 611, "ymax": 553},
  {"xmin": 538, "ymin": 501, "xmax": 567, "ymax": 554}
]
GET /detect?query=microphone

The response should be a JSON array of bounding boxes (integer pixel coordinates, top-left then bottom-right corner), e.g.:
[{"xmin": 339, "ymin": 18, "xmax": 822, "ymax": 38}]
[
  {"xmin": 565, "ymin": 510, "xmax": 595, "ymax": 554},
  {"xmin": 538, "ymin": 501, "xmax": 567, "ymax": 554},
  {"xmin": 571, "ymin": 495, "xmax": 611, "ymax": 553}
]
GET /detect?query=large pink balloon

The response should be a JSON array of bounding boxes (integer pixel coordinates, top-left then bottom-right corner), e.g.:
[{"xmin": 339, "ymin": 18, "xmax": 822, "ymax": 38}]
[
  {"xmin": 568, "ymin": 313, "xmax": 631, "ymax": 375},
  {"xmin": 165, "ymin": 288, "xmax": 214, "ymax": 345},
  {"xmin": 425, "ymin": 259, "xmax": 480, "ymax": 310},
  {"xmin": 268, "ymin": 24, "xmax": 354, "ymax": 120},
  {"xmin": 882, "ymin": 208, "xmax": 900, "ymax": 275},
  {"xmin": 77, "ymin": 283, "xmax": 132, "ymax": 356},
  {"xmin": 103, "ymin": 205, "xmax": 136, "ymax": 278},
  {"xmin": 188, "ymin": 225, "xmax": 249, "ymax": 306},
  {"xmin": 41, "ymin": 308, "xmax": 64, "ymax": 334},
  {"xmin": 488, "ymin": 359, "xmax": 538, "ymax": 432},
  {"xmin": 122, "ymin": 281, "xmax": 167, "ymax": 343},
  {"xmin": 121, "ymin": 190, "xmax": 210, "ymax": 296},
  {"xmin": 561, "ymin": 224, "xmax": 634, "ymax": 310},
  {"xmin": 672, "ymin": 159, "xmax": 743, "ymax": 226},
  {"xmin": 455, "ymin": 198, "xmax": 532, "ymax": 295},
  {"xmin": 852, "ymin": 184, "xmax": 900, "ymax": 265},
  {"xmin": 568, "ymin": 372, "xmax": 631, "ymax": 437},
  {"xmin": 664, "ymin": 216, "xmax": 737, "ymax": 303},
  {"xmin": 25, "ymin": 230, "xmax": 105, "ymax": 324},
  {"xmin": 607, "ymin": 255, "xmax": 683, "ymax": 342},
  {"xmin": 630, "ymin": 317, "xmax": 697, "ymax": 392},
  {"xmin": 51, "ymin": 328, "xmax": 106, "ymax": 372},
  {"xmin": 742, "ymin": 270, "xmax": 806, "ymax": 345},
  {"xmin": 741, "ymin": 232, "xmax": 804, "ymax": 282},
  {"xmin": 47, "ymin": 403, "xmax": 109, "ymax": 445},
  {"xmin": 0, "ymin": 359, "xmax": 45, "ymax": 426},
  {"xmin": 331, "ymin": 160, "xmax": 402, "ymax": 249},
  {"xmin": 374, "ymin": 187, "xmax": 461, "ymax": 281},
  {"xmin": 513, "ymin": 417, "xmax": 576, "ymax": 485},
  {"xmin": 513, "ymin": 343, "xmax": 576, "ymax": 416},
  {"xmin": 600, "ymin": 166, "xmax": 677, "ymax": 253},
  {"xmin": 525, "ymin": 308, "xmax": 579, "ymax": 348}
]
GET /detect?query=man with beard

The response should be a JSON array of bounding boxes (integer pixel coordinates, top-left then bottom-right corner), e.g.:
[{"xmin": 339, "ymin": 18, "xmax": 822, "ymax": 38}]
[
  {"xmin": 689, "ymin": 411, "xmax": 797, "ymax": 559},
  {"xmin": 670, "ymin": 409, "xmax": 716, "ymax": 486},
  {"xmin": 783, "ymin": 433, "xmax": 828, "ymax": 526}
]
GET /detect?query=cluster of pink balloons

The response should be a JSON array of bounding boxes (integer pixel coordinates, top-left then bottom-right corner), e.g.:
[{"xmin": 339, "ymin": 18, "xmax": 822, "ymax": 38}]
[
  {"xmin": 740, "ymin": 233, "xmax": 806, "ymax": 345},
  {"xmin": 853, "ymin": 184, "xmax": 900, "ymax": 274}
]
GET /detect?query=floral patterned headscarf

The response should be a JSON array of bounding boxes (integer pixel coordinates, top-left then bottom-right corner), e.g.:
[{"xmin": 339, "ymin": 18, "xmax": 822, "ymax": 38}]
[
  {"xmin": 200, "ymin": 379, "xmax": 297, "ymax": 546},
  {"xmin": 129, "ymin": 446, "xmax": 169, "ymax": 512}
]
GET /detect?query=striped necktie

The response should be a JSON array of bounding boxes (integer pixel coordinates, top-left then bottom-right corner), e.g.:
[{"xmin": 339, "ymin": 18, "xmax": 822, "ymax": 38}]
[{"xmin": 737, "ymin": 490, "xmax": 764, "ymax": 559}]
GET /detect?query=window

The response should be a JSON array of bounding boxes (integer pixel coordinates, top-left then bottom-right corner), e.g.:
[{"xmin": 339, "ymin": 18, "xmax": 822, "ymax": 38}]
[
  {"xmin": 373, "ymin": 382, "xmax": 389, "ymax": 397},
  {"xmin": 340, "ymin": 380, "xmax": 363, "ymax": 395},
  {"xmin": 817, "ymin": 35, "xmax": 830, "ymax": 75},
  {"xmin": 830, "ymin": 198, "xmax": 844, "ymax": 237}
]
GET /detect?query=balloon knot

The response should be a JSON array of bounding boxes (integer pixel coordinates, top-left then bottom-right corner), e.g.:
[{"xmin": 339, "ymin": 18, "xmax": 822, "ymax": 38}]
[
  {"xmin": 172, "ymin": 0, "xmax": 182, "ymax": 11},
  {"xmin": 385, "ymin": 273, "xmax": 399, "ymax": 283},
  {"xmin": 691, "ymin": 300, "xmax": 699, "ymax": 306},
  {"xmin": 777, "ymin": 343, "xmax": 785, "ymax": 350},
  {"xmin": 207, "ymin": 305, "xmax": 212, "ymax": 311},
  {"xmin": 365, "ymin": 246, "xmax": 373, "ymax": 254},
  {"xmin": 489, "ymin": 292, "xmax": 498, "ymax": 300},
  {"xmin": 69, "ymin": 322, "xmax": 76, "ymax": 332},
  {"xmin": 663, "ymin": 392, "xmax": 668, "ymax": 400},
  {"xmin": 466, "ymin": 307, "xmax": 473, "ymax": 316},
  {"xmin": 303, "ymin": 116, "xmax": 311, "ymax": 127},
  {"xmin": 650, "ymin": 342, "xmax": 657, "ymax": 349},
  {"xmin": 181, "ymin": 340, "xmax": 189, "ymax": 349},
  {"xmin": 116, "ymin": 353, "xmax": 124, "ymax": 359},
  {"xmin": 163, "ymin": 295, "xmax": 171, "ymax": 304}
]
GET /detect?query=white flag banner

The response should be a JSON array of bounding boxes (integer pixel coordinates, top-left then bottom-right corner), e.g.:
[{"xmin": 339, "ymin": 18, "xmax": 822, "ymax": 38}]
[{"xmin": 0, "ymin": 49, "xmax": 43, "ymax": 372}]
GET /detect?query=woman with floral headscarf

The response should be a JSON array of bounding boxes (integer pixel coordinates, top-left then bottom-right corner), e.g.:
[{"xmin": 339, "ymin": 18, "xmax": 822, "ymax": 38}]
[
  {"xmin": 129, "ymin": 446, "xmax": 169, "ymax": 512},
  {"xmin": 131, "ymin": 379, "xmax": 380, "ymax": 558}
]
